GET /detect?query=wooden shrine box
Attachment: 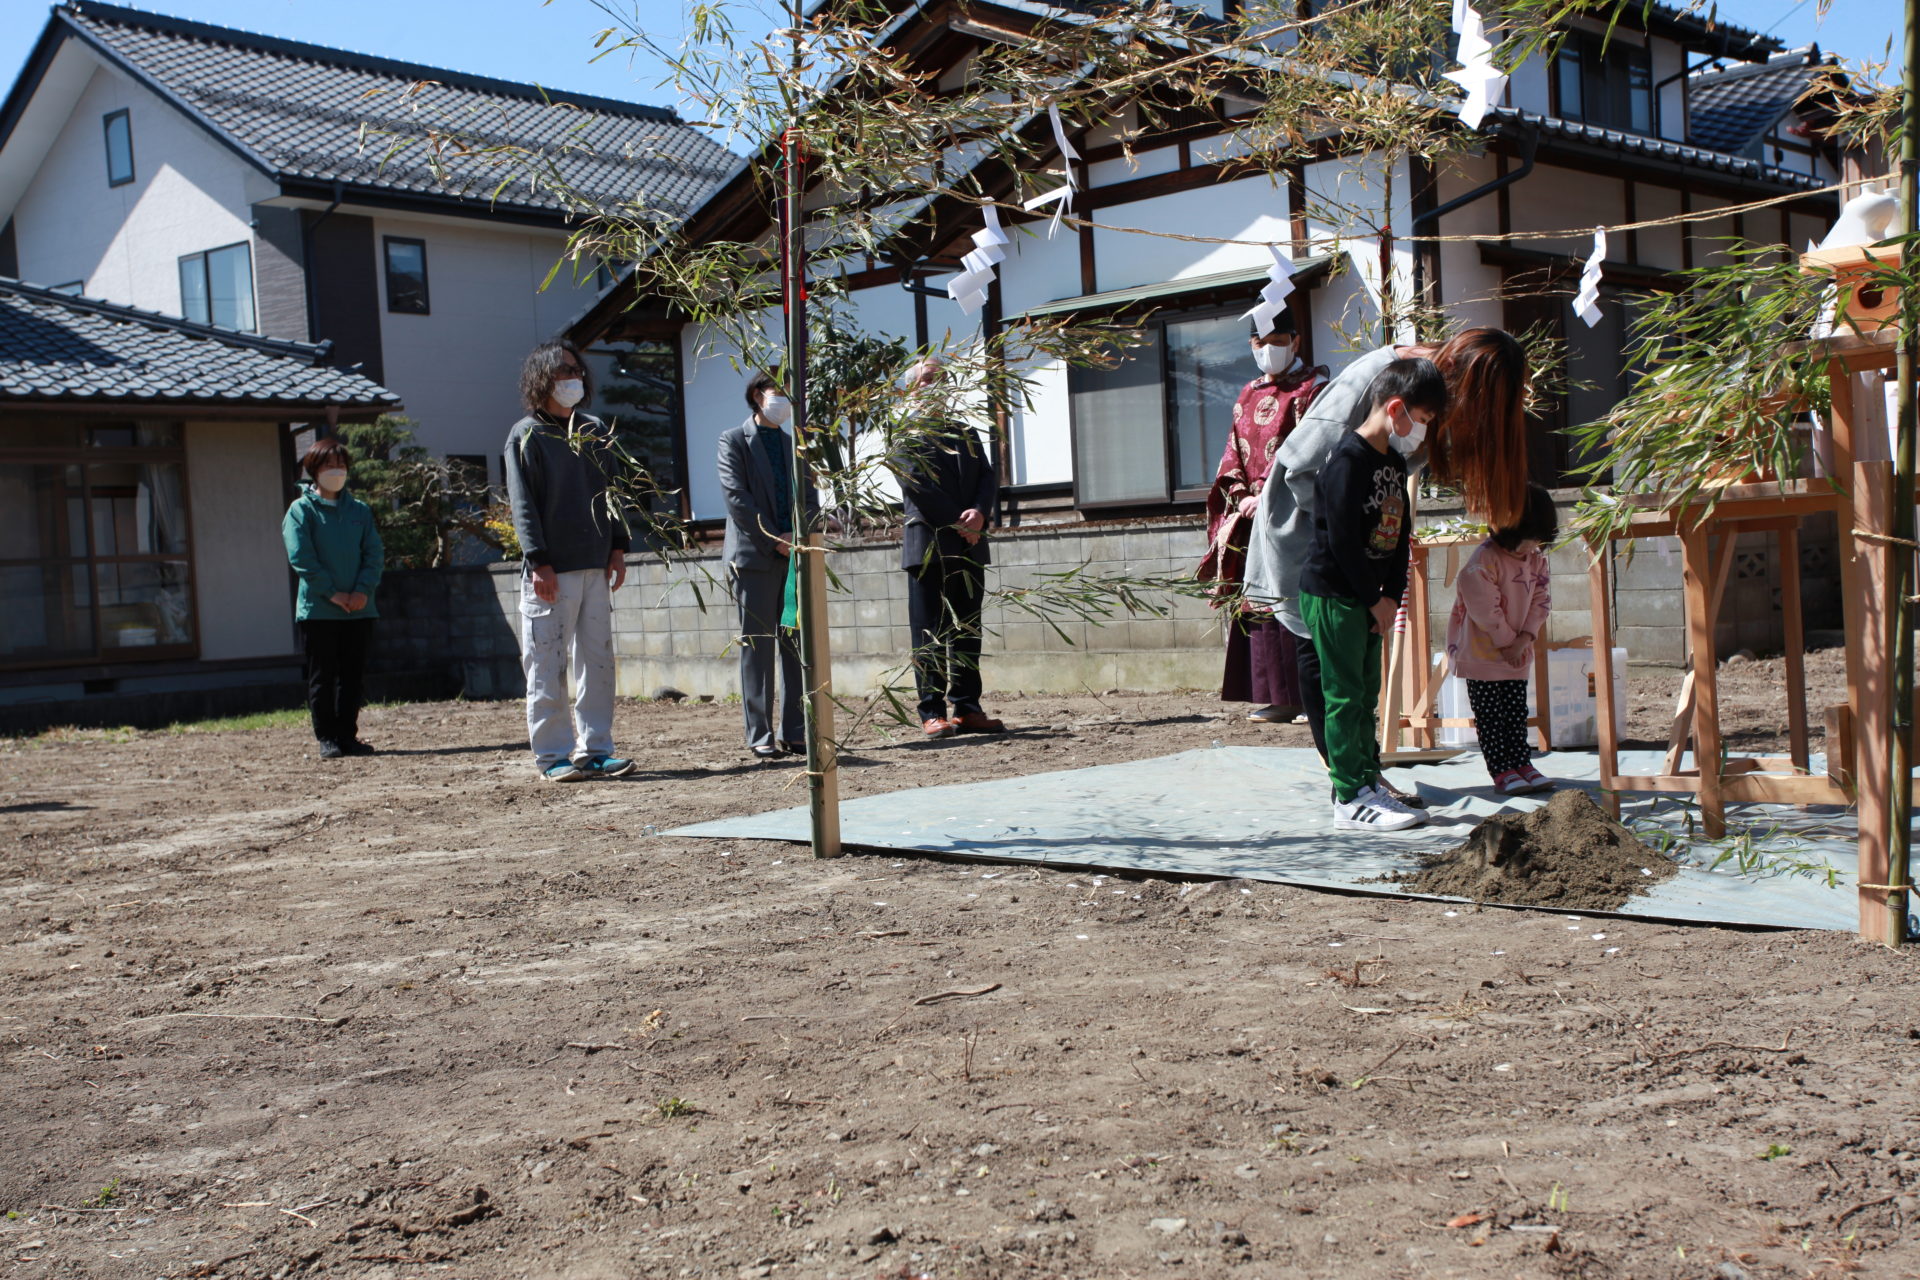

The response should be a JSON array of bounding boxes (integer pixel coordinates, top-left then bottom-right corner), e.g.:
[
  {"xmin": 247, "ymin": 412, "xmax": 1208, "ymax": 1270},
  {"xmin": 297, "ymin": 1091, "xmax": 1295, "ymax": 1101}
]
[{"xmin": 1800, "ymin": 243, "xmax": 1903, "ymax": 332}]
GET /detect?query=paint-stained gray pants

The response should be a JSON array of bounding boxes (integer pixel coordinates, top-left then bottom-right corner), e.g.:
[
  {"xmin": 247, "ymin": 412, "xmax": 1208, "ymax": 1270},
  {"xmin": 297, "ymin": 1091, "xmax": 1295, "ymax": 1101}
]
[
  {"xmin": 519, "ymin": 568, "xmax": 616, "ymax": 770},
  {"xmin": 731, "ymin": 565, "xmax": 804, "ymax": 749}
]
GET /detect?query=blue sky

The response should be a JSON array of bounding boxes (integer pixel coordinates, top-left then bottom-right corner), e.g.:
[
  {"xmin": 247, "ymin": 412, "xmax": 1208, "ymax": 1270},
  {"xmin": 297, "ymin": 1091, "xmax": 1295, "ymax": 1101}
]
[{"xmin": 0, "ymin": 0, "xmax": 1903, "ymax": 137}]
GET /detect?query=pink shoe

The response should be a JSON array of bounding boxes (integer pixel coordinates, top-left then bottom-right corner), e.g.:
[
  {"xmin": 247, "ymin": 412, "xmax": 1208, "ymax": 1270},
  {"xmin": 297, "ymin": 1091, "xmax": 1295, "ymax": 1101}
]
[
  {"xmin": 1518, "ymin": 765, "xmax": 1555, "ymax": 793},
  {"xmin": 1491, "ymin": 768, "xmax": 1532, "ymax": 796}
]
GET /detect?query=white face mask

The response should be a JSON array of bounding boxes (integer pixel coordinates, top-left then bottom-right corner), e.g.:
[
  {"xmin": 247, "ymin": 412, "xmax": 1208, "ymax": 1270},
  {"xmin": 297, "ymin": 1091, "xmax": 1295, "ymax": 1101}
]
[
  {"xmin": 1251, "ymin": 343, "xmax": 1298, "ymax": 376},
  {"xmin": 551, "ymin": 377, "xmax": 585, "ymax": 409},
  {"xmin": 760, "ymin": 395, "xmax": 793, "ymax": 427},
  {"xmin": 316, "ymin": 468, "xmax": 348, "ymax": 493},
  {"xmin": 1389, "ymin": 410, "xmax": 1428, "ymax": 457}
]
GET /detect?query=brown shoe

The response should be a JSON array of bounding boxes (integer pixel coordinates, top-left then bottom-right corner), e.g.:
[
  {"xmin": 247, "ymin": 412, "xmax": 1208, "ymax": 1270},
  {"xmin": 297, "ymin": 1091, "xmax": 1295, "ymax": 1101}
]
[
  {"xmin": 1376, "ymin": 775, "xmax": 1428, "ymax": 809},
  {"xmin": 921, "ymin": 717, "xmax": 957, "ymax": 739},
  {"xmin": 950, "ymin": 711, "xmax": 1005, "ymax": 734}
]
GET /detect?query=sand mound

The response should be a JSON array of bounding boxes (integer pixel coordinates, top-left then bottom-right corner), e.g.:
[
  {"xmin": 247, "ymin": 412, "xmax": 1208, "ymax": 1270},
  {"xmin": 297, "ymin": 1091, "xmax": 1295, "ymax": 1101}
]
[{"xmin": 1394, "ymin": 789, "xmax": 1678, "ymax": 911}]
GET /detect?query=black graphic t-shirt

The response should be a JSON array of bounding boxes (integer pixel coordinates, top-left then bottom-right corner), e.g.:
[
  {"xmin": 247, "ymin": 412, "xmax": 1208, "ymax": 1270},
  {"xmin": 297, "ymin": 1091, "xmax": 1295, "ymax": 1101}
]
[{"xmin": 1298, "ymin": 429, "xmax": 1410, "ymax": 607}]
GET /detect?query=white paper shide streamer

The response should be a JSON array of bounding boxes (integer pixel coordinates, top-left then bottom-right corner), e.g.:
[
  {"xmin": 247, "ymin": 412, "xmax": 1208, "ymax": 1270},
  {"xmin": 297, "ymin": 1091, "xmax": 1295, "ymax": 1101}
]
[
  {"xmin": 1242, "ymin": 244, "xmax": 1296, "ymax": 337},
  {"xmin": 1019, "ymin": 104, "xmax": 1081, "ymax": 240},
  {"xmin": 1572, "ymin": 227, "xmax": 1606, "ymax": 328},
  {"xmin": 1444, "ymin": 0, "xmax": 1507, "ymax": 130},
  {"xmin": 947, "ymin": 204, "xmax": 1009, "ymax": 317}
]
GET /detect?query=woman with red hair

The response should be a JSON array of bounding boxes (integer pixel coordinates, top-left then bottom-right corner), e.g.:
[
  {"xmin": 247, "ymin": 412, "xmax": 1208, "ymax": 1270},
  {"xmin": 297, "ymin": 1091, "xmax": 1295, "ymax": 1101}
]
[{"xmin": 1241, "ymin": 327, "xmax": 1530, "ymax": 795}]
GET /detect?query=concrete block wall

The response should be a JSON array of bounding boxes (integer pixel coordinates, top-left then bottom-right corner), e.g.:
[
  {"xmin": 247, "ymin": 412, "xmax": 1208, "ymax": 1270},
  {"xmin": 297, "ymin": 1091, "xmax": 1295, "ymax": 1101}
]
[{"xmin": 372, "ymin": 503, "xmax": 1839, "ymax": 703}]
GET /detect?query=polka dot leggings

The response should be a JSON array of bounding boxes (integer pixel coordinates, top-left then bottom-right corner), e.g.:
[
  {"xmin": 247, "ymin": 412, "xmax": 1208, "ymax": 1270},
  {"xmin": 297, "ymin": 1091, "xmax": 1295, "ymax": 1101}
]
[{"xmin": 1466, "ymin": 678, "xmax": 1532, "ymax": 775}]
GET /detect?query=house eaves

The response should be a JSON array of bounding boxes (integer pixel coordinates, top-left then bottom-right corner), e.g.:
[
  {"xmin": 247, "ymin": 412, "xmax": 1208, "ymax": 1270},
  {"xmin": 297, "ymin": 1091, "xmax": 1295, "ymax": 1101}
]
[
  {"xmin": 1486, "ymin": 107, "xmax": 1833, "ymax": 199},
  {"xmin": 0, "ymin": 274, "xmax": 402, "ymax": 414}
]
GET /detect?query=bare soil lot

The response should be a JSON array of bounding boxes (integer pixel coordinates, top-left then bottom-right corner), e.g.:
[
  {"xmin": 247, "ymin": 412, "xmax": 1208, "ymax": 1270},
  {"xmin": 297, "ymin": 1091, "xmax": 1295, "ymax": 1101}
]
[{"xmin": 3, "ymin": 651, "xmax": 1916, "ymax": 1280}]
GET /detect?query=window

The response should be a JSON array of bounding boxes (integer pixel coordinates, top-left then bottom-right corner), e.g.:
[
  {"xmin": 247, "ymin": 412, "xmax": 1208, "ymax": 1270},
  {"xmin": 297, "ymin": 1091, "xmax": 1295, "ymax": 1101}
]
[
  {"xmin": 383, "ymin": 237, "xmax": 429, "ymax": 313},
  {"xmin": 0, "ymin": 421, "xmax": 195, "ymax": 668},
  {"xmin": 178, "ymin": 243, "xmax": 255, "ymax": 331},
  {"xmin": 1503, "ymin": 279, "xmax": 1638, "ymax": 488},
  {"xmin": 103, "ymin": 109, "xmax": 133, "ymax": 187},
  {"xmin": 1069, "ymin": 306, "xmax": 1259, "ymax": 507},
  {"xmin": 1552, "ymin": 32, "xmax": 1652, "ymax": 135},
  {"xmin": 593, "ymin": 341, "xmax": 685, "ymax": 516}
]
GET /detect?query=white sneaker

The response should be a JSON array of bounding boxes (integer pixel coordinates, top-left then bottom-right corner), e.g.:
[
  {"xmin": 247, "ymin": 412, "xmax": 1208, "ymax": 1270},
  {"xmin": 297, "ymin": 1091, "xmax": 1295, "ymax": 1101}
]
[{"xmin": 1333, "ymin": 786, "xmax": 1425, "ymax": 832}]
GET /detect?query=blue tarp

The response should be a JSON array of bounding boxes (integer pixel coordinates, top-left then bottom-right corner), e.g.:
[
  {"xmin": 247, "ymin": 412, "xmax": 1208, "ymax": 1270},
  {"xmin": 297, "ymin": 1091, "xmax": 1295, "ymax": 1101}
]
[{"xmin": 671, "ymin": 747, "xmax": 1880, "ymax": 930}]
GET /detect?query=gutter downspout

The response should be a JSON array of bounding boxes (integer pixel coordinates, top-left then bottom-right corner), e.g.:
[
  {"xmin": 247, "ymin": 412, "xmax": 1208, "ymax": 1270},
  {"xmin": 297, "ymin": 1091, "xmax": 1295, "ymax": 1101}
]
[
  {"xmin": 299, "ymin": 180, "xmax": 345, "ymax": 348},
  {"xmin": 1409, "ymin": 123, "xmax": 1538, "ymax": 306}
]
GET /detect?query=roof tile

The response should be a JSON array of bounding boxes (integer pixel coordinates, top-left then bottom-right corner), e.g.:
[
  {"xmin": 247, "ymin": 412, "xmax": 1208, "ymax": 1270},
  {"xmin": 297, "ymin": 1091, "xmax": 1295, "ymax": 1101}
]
[
  {"xmin": 0, "ymin": 277, "xmax": 403, "ymax": 410},
  {"xmin": 1688, "ymin": 48, "xmax": 1829, "ymax": 155},
  {"xmin": 62, "ymin": 1, "xmax": 741, "ymax": 218}
]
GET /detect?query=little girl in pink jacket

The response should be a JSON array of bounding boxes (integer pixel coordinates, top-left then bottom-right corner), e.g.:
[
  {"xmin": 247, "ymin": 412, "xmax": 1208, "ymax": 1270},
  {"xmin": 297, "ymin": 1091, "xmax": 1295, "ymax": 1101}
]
[{"xmin": 1445, "ymin": 483, "xmax": 1556, "ymax": 795}]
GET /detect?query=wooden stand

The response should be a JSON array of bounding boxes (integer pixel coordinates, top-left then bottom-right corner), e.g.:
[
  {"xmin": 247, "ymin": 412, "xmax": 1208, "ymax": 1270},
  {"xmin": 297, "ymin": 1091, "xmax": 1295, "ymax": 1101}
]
[
  {"xmin": 801, "ymin": 532, "xmax": 841, "ymax": 857},
  {"xmin": 1583, "ymin": 329, "xmax": 1905, "ymax": 941}
]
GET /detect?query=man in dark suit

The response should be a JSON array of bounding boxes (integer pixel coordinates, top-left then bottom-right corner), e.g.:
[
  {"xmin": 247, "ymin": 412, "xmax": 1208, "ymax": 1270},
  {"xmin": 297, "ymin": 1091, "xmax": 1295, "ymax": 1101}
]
[
  {"xmin": 890, "ymin": 357, "xmax": 1004, "ymax": 739},
  {"xmin": 718, "ymin": 372, "xmax": 818, "ymax": 759}
]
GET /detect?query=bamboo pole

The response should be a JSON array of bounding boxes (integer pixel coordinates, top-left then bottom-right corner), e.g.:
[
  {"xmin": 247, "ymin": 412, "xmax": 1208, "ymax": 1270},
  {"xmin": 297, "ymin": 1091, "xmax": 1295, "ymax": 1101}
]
[
  {"xmin": 779, "ymin": 6, "xmax": 840, "ymax": 859},
  {"xmin": 1886, "ymin": 0, "xmax": 1917, "ymax": 943},
  {"xmin": 1587, "ymin": 542, "xmax": 1621, "ymax": 818}
]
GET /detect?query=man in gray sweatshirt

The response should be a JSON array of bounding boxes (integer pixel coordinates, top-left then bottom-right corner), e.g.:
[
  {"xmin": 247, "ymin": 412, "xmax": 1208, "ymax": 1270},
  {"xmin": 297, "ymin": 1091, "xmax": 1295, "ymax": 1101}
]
[{"xmin": 504, "ymin": 339, "xmax": 636, "ymax": 782}]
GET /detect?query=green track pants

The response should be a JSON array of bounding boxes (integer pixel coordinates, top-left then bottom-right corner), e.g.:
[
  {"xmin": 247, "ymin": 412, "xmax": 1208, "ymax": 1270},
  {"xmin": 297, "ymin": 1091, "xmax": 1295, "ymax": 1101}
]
[{"xmin": 1299, "ymin": 591, "xmax": 1381, "ymax": 804}]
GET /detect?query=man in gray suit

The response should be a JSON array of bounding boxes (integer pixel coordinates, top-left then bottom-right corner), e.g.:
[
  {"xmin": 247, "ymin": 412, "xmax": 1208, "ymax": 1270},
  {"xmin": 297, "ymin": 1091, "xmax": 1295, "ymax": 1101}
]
[{"xmin": 718, "ymin": 372, "xmax": 818, "ymax": 759}]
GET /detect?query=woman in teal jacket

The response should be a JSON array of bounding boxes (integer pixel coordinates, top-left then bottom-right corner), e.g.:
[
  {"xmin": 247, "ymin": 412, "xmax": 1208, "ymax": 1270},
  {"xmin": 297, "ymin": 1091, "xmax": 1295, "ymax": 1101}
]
[{"xmin": 282, "ymin": 439, "xmax": 384, "ymax": 758}]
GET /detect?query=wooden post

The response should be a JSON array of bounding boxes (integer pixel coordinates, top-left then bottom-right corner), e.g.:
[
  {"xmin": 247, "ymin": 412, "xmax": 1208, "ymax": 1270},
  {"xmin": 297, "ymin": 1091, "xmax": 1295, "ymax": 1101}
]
[
  {"xmin": 1680, "ymin": 525, "xmax": 1726, "ymax": 837},
  {"xmin": 1855, "ymin": 450, "xmax": 1897, "ymax": 939},
  {"xmin": 1662, "ymin": 535, "xmax": 1736, "ymax": 777},
  {"xmin": 776, "ymin": 14, "xmax": 839, "ymax": 860},
  {"xmin": 1406, "ymin": 543, "xmax": 1434, "ymax": 750},
  {"xmin": 1587, "ymin": 539, "xmax": 1622, "ymax": 818},
  {"xmin": 1888, "ymin": 0, "xmax": 1917, "ymax": 945},
  {"xmin": 1779, "ymin": 524, "xmax": 1811, "ymax": 774},
  {"xmin": 801, "ymin": 532, "xmax": 840, "ymax": 857},
  {"xmin": 1831, "ymin": 364, "xmax": 1897, "ymax": 940}
]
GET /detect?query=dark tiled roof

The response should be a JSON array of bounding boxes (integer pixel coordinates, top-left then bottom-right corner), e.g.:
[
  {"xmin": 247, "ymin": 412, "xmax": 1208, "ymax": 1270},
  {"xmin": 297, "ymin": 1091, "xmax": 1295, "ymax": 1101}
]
[
  {"xmin": 1689, "ymin": 47, "xmax": 1827, "ymax": 154},
  {"xmin": 0, "ymin": 277, "xmax": 401, "ymax": 410},
  {"xmin": 1488, "ymin": 107, "xmax": 1830, "ymax": 192},
  {"xmin": 57, "ymin": 1, "xmax": 741, "ymax": 218}
]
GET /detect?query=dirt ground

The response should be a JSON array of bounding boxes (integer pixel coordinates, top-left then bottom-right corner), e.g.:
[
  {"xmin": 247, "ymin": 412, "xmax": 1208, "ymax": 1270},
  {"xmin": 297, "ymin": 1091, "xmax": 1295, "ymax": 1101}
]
[{"xmin": 3, "ymin": 649, "xmax": 1917, "ymax": 1280}]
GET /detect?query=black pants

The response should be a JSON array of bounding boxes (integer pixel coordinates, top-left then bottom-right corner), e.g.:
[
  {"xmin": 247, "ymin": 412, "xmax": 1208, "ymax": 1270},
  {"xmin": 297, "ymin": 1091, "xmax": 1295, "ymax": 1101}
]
[
  {"xmin": 1466, "ymin": 677, "xmax": 1533, "ymax": 774},
  {"xmin": 1293, "ymin": 627, "xmax": 1329, "ymax": 761},
  {"xmin": 299, "ymin": 619, "xmax": 374, "ymax": 746},
  {"xmin": 906, "ymin": 558, "xmax": 986, "ymax": 721}
]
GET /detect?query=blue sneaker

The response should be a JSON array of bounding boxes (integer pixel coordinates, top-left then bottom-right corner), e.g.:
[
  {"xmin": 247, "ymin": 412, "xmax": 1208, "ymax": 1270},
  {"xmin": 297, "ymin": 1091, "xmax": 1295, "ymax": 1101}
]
[
  {"xmin": 542, "ymin": 759, "xmax": 589, "ymax": 783},
  {"xmin": 581, "ymin": 754, "xmax": 637, "ymax": 779}
]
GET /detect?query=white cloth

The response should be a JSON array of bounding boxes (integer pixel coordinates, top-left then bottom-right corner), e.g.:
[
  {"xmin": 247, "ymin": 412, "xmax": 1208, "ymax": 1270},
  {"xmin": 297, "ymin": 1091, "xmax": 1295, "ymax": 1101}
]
[{"xmin": 519, "ymin": 568, "xmax": 616, "ymax": 768}]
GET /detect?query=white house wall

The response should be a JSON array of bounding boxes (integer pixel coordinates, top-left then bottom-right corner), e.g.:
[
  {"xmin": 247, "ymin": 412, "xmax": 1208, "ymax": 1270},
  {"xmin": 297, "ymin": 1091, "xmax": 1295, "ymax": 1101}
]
[
  {"xmin": 1510, "ymin": 164, "xmax": 1628, "ymax": 239},
  {"xmin": 185, "ymin": 421, "xmax": 295, "ymax": 661},
  {"xmin": 993, "ymin": 219, "xmax": 1084, "ymax": 316},
  {"xmin": 9, "ymin": 62, "xmax": 267, "ymax": 311},
  {"xmin": 1433, "ymin": 151, "xmax": 1505, "ymax": 332},
  {"xmin": 1506, "ymin": 49, "xmax": 1550, "ymax": 115},
  {"xmin": 1301, "ymin": 155, "xmax": 1410, "ymax": 358},
  {"xmin": 369, "ymin": 214, "xmax": 603, "ymax": 461},
  {"xmin": 680, "ymin": 315, "xmax": 775, "ymax": 519},
  {"xmin": 1635, "ymin": 183, "xmax": 1686, "ymax": 269},
  {"xmin": 1650, "ymin": 39, "xmax": 1687, "ymax": 141},
  {"xmin": 1091, "ymin": 173, "xmax": 1291, "ymax": 292}
]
